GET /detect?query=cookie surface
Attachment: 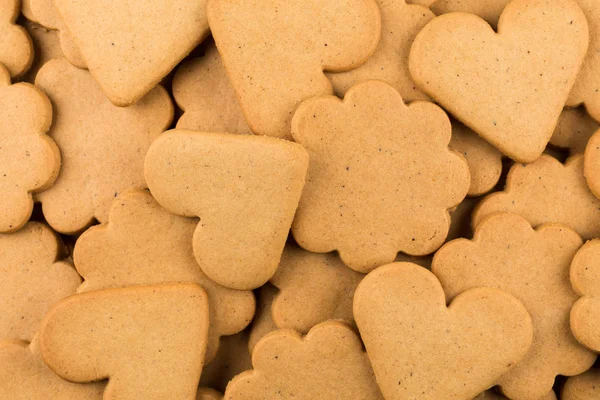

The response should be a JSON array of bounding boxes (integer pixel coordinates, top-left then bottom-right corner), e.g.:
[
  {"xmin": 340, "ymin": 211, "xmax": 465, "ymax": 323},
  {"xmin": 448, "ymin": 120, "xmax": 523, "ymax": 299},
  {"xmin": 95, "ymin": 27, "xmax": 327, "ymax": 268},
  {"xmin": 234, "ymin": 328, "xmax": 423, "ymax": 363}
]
[
  {"xmin": 354, "ymin": 262, "xmax": 533, "ymax": 400},
  {"xmin": 291, "ymin": 80, "xmax": 469, "ymax": 272},
  {"xmin": 583, "ymin": 129, "xmax": 600, "ymax": 198},
  {"xmin": 433, "ymin": 213, "xmax": 596, "ymax": 400},
  {"xmin": 145, "ymin": 130, "xmax": 308, "ymax": 290},
  {"xmin": 562, "ymin": 369, "xmax": 600, "ymax": 400},
  {"xmin": 550, "ymin": 108, "xmax": 599, "ymax": 155},
  {"xmin": 431, "ymin": 0, "xmax": 510, "ymax": 28},
  {"xmin": 207, "ymin": 0, "xmax": 381, "ymax": 139},
  {"xmin": 0, "ymin": 0, "xmax": 32, "ymax": 77},
  {"xmin": 409, "ymin": 0, "xmax": 589, "ymax": 162}
]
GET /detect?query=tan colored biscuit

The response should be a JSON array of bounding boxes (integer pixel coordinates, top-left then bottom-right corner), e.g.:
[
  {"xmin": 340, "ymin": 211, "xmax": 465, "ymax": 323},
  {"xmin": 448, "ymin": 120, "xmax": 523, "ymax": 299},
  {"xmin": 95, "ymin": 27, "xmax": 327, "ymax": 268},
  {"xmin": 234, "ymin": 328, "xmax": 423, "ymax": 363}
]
[
  {"xmin": 207, "ymin": 0, "xmax": 381, "ymax": 139},
  {"xmin": 569, "ymin": 239, "xmax": 600, "ymax": 351},
  {"xmin": 224, "ymin": 321, "xmax": 383, "ymax": 400},
  {"xmin": 0, "ymin": 222, "xmax": 80, "ymax": 342},
  {"xmin": 432, "ymin": 212, "xmax": 596, "ymax": 400},
  {"xmin": 73, "ymin": 190, "xmax": 255, "ymax": 362},
  {"xmin": 473, "ymin": 154, "xmax": 600, "ymax": 239},
  {"xmin": 448, "ymin": 121, "xmax": 503, "ymax": 196},
  {"xmin": 248, "ymin": 284, "xmax": 279, "ymax": 353},
  {"xmin": 584, "ymin": 129, "xmax": 600, "ymax": 198},
  {"xmin": 0, "ymin": 65, "xmax": 60, "ymax": 232},
  {"xmin": 291, "ymin": 80, "xmax": 470, "ymax": 272},
  {"xmin": 200, "ymin": 332, "xmax": 252, "ymax": 393},
  {"xmin": 270, "ymin": 244, "xmax": 364, "ymax": 333},
  {"xmin": 327, "ymin": 0, "xmax": 433, "ymax": 102},
  {"xmin": 431, "ymin": 0, "xmax": 510, "ymax": 28},
  {"xmin": 53, "ymin": 0, "xmax": 210, "ymax": 106},
  {"xmin": 354, "ymin": 262, "xmax": 533, "ymax": 400},
  {"xmin": 39, "ymin": 283, "xmax": 209, "ymax": 400},
  {"xmin": 0, "ymin": 336, "xmax": 104, "ymax": 399},
  {"xmin": 196, "ymin": 388, "xmax": 223, "ymax": 400},
  {"xmin": 22, "ymin": 21, "xmax": 63, "ymax": 83},
  {"xmin": 567, "ymin": 0, "xmax": 600, "ymax": 122},
  {"xmin": 0, "ymin": 0, "xmax": 32, "ymax": 77},
  {"xmin": 35, "ymin": 59, "xmax": 173, "ymax": 234},
  {"xmin": 173, "ymin": 42, "xmax": 251, "ymax": 134},
  {"xmin": 562, "ymin": 369, "xmax": 600, "ymax": 400},
  {"xmin": 409, "ymin": 0, "xmax": 589, "ymax": 162},
  {"xmin": 475, "ymin": 389, "xmax": 556, "ymax": 400},
  {"xmin": 551, "ymin": 107, "xmax": 599, "ymax": 155},
  {"xmin": 144, "ymin": 130, "xmax": 308, "ymax": 290}
]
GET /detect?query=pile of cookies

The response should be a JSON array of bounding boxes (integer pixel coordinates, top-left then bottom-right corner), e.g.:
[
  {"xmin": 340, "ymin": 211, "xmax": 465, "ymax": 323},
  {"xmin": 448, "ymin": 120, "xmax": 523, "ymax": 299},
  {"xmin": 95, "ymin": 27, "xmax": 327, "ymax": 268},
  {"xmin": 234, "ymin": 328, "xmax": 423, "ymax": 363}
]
[{"xmin": 3, "ymin": 0, "xmax": 600, "ymax": 398}]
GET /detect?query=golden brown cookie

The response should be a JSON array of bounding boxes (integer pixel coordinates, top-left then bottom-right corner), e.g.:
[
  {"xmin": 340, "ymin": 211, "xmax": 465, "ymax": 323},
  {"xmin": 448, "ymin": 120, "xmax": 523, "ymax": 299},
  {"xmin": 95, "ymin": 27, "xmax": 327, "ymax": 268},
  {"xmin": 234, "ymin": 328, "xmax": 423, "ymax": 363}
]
[
  {"xmin": 39, "ymin": 283, "xmax": 209, "ymax": 400},
  {"xmin": 0, "ymin": 336, "xmax": 105, "ymax": 399},
  {"xmin": 199, "ymin": 332, "xmax": 252, "ymax": 393},
  {"xmin": 35, "ymin": 59, "xmax": 173, "ymax": 234},
  {"xmin": 431, "ymin": 0, "xmax": 510, "ymax": 28},
  {"xmin": 53, "ymin": 0, "xmax": 210, "ymax": 106},
  {"xmin": 583, "ymin": 129, "xmax": 600, "ymax": 198},
  {"xmin": 0, "ymin": 222, "xmax": 81, "ymax": 342},
  {"xmin": 433, "ymin": 212, "xmax": 596, "ymax": 400},
  {"xmin": 562, "ymin": 369, "xmax": 600, "ymax": 400},
  {"xmin": 327, "ymin": 0, "xmax": 433, "ymax": 102},
  {"xmin": 354, "ymin": 262, "xmax": 533, "ymax": 400},
  {"xmin": 0, "ymin": 65, "xmax": 59, "ymax": 232},
  {"xmin": 73, "ymin": 190, "xmax": 255, "ymax": 362},
  {"xmin": 207, "ymin": 0, "xmax": 381, "ymax": 139},
  {"xmin": 145, "ymin": 130, "xmax": 308, "ymax": 290},
  {"xmin": 224, "ymin": 321, "xmax": 383, "ymax": 400},
  {"xmin": 409, "ymin": 0, "xmax": 589, "ymax": 162},
  {"xmin": 248, "ymin": 284, "xmax": 279, "ymax": 354},
  {"xmin": 0, "ymin": 0, "xmax": 32, "ymax": 77},
  {"xmin": 291, "ymin": 80, "xmax": 470, "ymax": 272},
  {"xmin": 550, "ymin": 107, "xmax": 599, "ymax": 155},
  {"xmin": 173, "ymin": 41, "xmax": 251, "ymax": 134},
  {"xmin": 473, "ymin": 154, "xmax": 600, "ymax": 239}
]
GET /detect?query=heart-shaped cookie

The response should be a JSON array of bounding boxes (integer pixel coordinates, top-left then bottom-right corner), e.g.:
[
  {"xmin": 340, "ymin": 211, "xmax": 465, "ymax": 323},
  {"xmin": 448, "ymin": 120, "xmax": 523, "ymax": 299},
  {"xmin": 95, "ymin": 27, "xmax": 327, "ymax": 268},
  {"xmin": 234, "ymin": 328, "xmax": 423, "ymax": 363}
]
[
  {"xmin": 354, "ymin": 262, "xmax": 533, "ymax": 400},
  {"xmin": 409, "ymin": 0, "xmax": 589, "ymax": 162}
]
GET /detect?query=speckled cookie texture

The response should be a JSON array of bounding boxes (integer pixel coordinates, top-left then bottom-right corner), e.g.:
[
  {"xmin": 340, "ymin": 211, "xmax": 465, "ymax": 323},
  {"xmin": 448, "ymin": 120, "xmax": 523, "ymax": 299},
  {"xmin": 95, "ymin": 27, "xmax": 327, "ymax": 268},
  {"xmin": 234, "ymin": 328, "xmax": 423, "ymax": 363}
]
[{"xmin": 0, "ymin": 0, "xmax": 32, "ymax": 77}]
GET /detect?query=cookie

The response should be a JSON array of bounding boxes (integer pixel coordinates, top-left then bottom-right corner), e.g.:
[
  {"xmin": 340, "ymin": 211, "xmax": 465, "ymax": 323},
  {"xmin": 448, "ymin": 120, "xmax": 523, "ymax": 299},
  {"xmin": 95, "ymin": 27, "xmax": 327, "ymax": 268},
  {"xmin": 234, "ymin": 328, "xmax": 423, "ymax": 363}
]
[
  {"xmin": 0, "ymin": 0, "xmax": 32, "ymax": 77},
  {"xmin": 52, "ymin": 0, "xmax": 210, "ymax": 106},
  {"xmin": 473, "ymin": 154, "xmax": 600, "ymax": 239},
  {"xmin": 354, "ymin": 262, "xmax": 533, "ymax": 400},
  {"xmin": 199, "ymin": 332, "xmax": 252, "ymax": 393},
  {"xmin": 584, "ymin": 130, "xmax": 600, "ymax": 198},
  {"xmin": 562, "ymin": 369, "xmax": 600, "ymax": 400},
  {"xmin": 144, "ymin": 130, "xmax": 308, "ymax": 290},
  {"xmin": 196, "ymin": 388, "xmax": 223, "ymax": 400},
  {"xmin": 0, "ymin": 65, "xmax": 60, "ymax": 232},
  {"xmin": 0, "ymin": 222, "xmax": 81, "ymax": 342},
  {"xmin": 432, "ymin": 212, "xmax": 596, "ymax": 400},
  {"xmin": 22, "ymin": 21, "xmax": 63, "ymax": 82},
  {"xmin": 448, "ymin": 121, "xmax": 503, "ymax": 196},
  {"xmin": 224, "ymin": 321, "xmax": 383, "ymax": 400},
  {"xmin": 39, "ymin": 283, "xmax": 209, "ymax": 400},
  {"xmin": 173, "ymin": 41, "xmax": 251, "ymax": 135},
  {"xmin": 248, "ymin": 284, "xmax": 279, "ymax": 353},
  {"xmin": 0, "ymin": 336, "xmax": 104, "ymax": 399},
  {"xmin": 569, "ymin": 239, "xmax": 600, "ymax": 351},
  {"xmin": 409, "ymin": 0, "xmax": 589, "ymax": 162},
  {"xmin": 430, "ymin": 0, "xmax": 510, "ymax": 28},
  {"xmin": 207, "ymin": 0, "xmax": 381, "ymax": 139},
  {"xmin": 291, "ymin": 80, "xmax": 470, "ymax": 272},
  {"xmin": 270, "ymin": 244, "xmax": 363, "ymax": 333},
  {"xmin": 73, "ymin": 190, "xmax": 255, "ymax": 362},
  {"xmin": 550, "ymin": 107, "xmax": 599, "ymax": 155},
  {"xmin": 567, "ymin": 0, "xmax": 600, "ymax": 122},
  {"xmin": 35, "ymin": 59, "xmax": 173, "ymax": 234},
  {"xmin": 327, "ymin": 0, "xmax": 433, "ymax": 102}
]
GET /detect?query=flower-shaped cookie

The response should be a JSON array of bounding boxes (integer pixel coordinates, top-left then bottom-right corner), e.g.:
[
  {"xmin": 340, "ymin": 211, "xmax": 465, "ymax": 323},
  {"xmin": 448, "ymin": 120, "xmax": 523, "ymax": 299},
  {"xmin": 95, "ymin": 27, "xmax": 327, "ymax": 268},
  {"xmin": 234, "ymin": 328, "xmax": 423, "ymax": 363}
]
[
  {"xmin": 291, "ymin": 80, "xmax": 470, "ymax": 272},
  {"xmin": 0, "ymin": 0, "xmax": 32, "ymax": 77}
]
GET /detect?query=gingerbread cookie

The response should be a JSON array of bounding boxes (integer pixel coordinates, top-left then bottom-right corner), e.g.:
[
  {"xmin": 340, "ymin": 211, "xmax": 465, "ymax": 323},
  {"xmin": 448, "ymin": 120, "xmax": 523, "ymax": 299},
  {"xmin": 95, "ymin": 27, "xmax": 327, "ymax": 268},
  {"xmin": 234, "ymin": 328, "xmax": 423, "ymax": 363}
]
[
  {"xmin": 0, "ymin": 65, "xmax": 60, "ymax": 232},
  {"xmin": 550, "ymin": 107, "xmax": 599, "ymax": 155},
  {"xmin": 569, "ymin": 239, "xmax": 600, "ymax": 351},
  {"xmin": 248, "ymin": 284, "xmax": 279, "ymax": 353},
  {"xmin": 562, "ymin": 369, "xmax": 600, "ymax": 400},
  {"xmin": 39, "ymin": 283, "xmax": 209, "ymax": 400},
  {"xmin": 173, "ymin": 41, "xmax": 251, "ymax": 134},
  {"xmin": 73, "ymin": 190, "xmax": 255, "ymax": 362},
  {"xmin": 0, "ymin": 222, "xmax": 81, "ymax": 342},
  {"xmin": 291, "ymin": 80, "xmax": 469, "ymax": 272},
  {"xmin": 448, "ymin": 121, "xmax": 503, "ymax": 196},
  {"xmin": 584, "ymin": 129, "xmax": 600, "ymax": 198},
  {"xmin": 0, "ymin": 0, "xmax": 32, "ymax": 77},
  {"xmin": 431, "ymin": 0, "xmax": 510, "ymax": 28},
  {"xmin": 145, "ymin": 130, "xmax": 308, "ymax": 290},
  {"xmin": 409, "ymin": 0, "xmax": 589, "ymax": 162},
  {"xmin": 52, "ymin": 0, "xmax": 210, "ymax": 106},
  {"xmin": 207, "ymin": 0, "xmax": 381, "ymax": 139},
  {"xmin": 270, "ymin": 244, "xmax": 363, "ymax": 333},
  {"xmin": 35, "ymin": 59, "xmax": 173, "ymax": 234},
  {"xmin": 473, "ymin": 154, "xmax": 600, "ymax": 239},
  {"xmin": 432, "ymin": 212, "xmax": 596, "ymax": 400},
  {"xmin": 0, "ymin": 336, "xmax": 104, "ymax": 399},
  {"xmin": 327, "ymin": 0, "xmax": 433, "ymax": 102},
  {"xmin": 224, "ymin": 321, "xmax": 383, "ymax": 400},
  {"xmin": 354, "ymin": 262, "xmax": 533, "ymax": 400},
  {"xmin": 199, "ymin": 332, "xmax": 252, "ymax": 393}
]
